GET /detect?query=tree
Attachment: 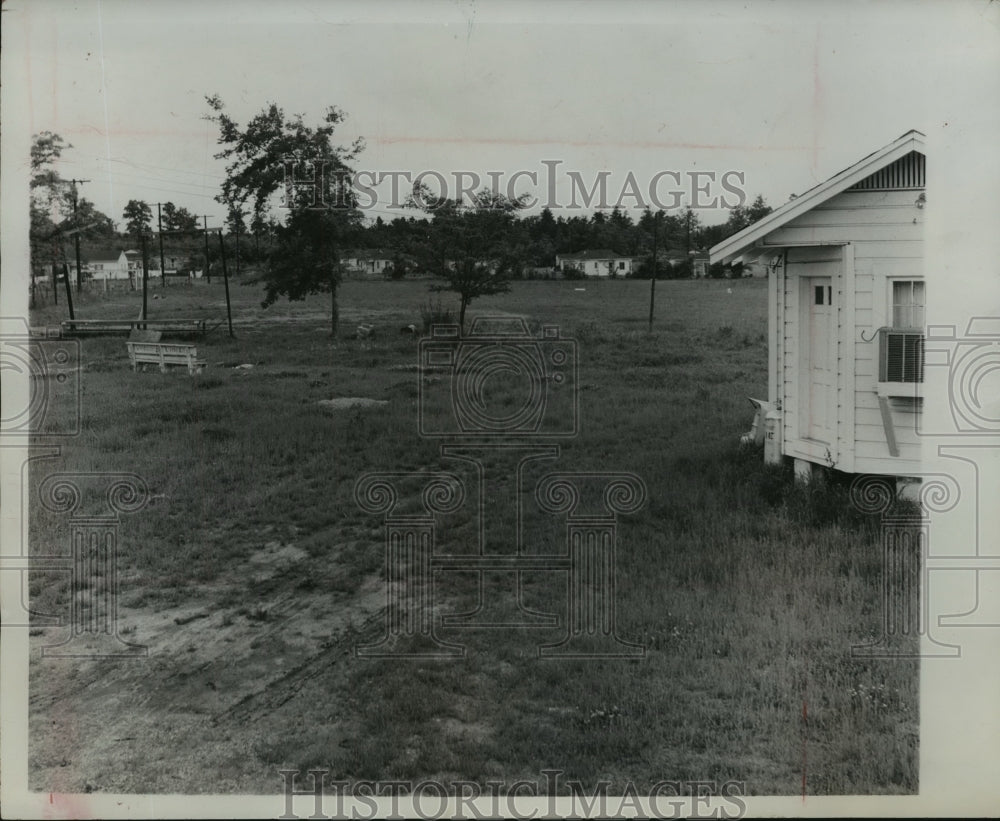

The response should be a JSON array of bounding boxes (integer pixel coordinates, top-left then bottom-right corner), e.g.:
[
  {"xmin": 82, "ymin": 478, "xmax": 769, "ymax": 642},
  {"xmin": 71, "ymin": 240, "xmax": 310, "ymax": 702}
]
[
  {"xmin": 161, "ymin": 201, "xmax": 199, "ymax": 235},
  {"xmin": 61, "ymin": 189, "xmax": 117, "ymax": 240},
  {"xmin": 206, "ymin": 95, "xmax": 364, "ymax": 335},
  {"xmin": 410, "ymin": 188, "xmax": 526, "ymax": 333},
  {"xmin": 387, "ymin": 249, "xmax": 410, "ymax": 280},
  {"xmin": 746, "ymin": 194, "xmax": 773, "ymax": 224},
  {"xmin": 30, "ymin": 132, "xmax": 72, "ymax": 276},
  {"xmin": 123, "ymin": 199, "xmax": 153, "ymax": 238}
]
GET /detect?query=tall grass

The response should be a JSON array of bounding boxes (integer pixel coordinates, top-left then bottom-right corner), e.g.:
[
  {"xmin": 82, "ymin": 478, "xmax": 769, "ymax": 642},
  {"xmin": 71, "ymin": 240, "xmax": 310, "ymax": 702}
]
[{"xmin": 28, "ymin": 277, "xmax": 916, "ymax": 795}]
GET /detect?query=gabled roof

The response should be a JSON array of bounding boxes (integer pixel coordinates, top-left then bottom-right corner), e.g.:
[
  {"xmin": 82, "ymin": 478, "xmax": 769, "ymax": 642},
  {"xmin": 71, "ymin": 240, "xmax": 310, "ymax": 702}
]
[
  {"xmin": 710, "ymin": 129, "xmax": 926, "ymax": 264},
  {"xmin": 342, "ymin": 248, "xmax": 397, "ymax": 260},
  {"xmin": 556, "ymin": 249, "xmax": 629, "ymax": 261},
  {"xmin": 78, "ymin": 246, "xmax": 127, "ymax": 263}
]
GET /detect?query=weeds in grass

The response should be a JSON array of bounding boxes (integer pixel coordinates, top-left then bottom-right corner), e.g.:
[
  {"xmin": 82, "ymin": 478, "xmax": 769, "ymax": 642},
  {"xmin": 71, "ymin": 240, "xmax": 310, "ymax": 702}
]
[
  {"xmin": 419, "ymin": 297, "xmax": 455, "ymax": 332},
  {"xmin": 28, "ymin": 278, "xmax": 916, "ymax": 795}
]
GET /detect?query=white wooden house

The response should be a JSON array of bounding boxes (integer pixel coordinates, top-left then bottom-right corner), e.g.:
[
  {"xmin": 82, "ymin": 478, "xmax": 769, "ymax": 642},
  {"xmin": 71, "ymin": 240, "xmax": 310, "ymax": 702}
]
[
  {"xmin": 68, "ymin": 247, "xmax": 131, "ymax": 281},
  {"xmin": 710, "ymin": 130, "xmax": 927, "ymax": 480},
  {"xmin": 341, "ymin": 249, "xmax": 397, "ymax": 277},
  {"xmin": 556, "ymin": 250, "xmax": 634, "ymax": 278}
]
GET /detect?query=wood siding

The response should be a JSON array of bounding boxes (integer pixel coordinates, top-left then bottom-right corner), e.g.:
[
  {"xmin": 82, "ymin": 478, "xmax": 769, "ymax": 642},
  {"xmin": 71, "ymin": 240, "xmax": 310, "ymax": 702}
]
[{"xmin": 769, "ymin": 189, "xmax": 924, "ymax": 476}]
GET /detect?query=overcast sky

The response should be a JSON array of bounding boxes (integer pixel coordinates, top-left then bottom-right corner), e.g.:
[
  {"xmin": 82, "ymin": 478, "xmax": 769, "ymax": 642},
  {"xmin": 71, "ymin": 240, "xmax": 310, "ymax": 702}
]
[{"xmin": 9, "ymin": 0, "xmax": 1000, "ymax": 229}]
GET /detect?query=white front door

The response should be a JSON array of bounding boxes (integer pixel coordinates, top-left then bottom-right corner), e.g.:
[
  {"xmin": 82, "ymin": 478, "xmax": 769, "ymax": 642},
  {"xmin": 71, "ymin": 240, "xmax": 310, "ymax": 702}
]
[{"xmin": 802, "ymin": 277, "xmax": 834, "ymax": 442}]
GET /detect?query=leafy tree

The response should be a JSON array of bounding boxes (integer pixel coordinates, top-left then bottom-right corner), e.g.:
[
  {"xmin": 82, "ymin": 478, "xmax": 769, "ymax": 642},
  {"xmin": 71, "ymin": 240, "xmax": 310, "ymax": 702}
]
[
  {"xmin": 30, "ymin": 132, "xmax": 72, "ymax": 275},
  {"xmin": 29, "ymin": 133, "xmax": 117, "ymax": 284},
  {"xmin": 387, "ymin": 249, "xmax": 410, "ymax": 280},
  {"xmin": 123, "ymin": 199, "xmax": 154, "ymax": 238},
  {"xmin": 746, "ymin": 194, "xmax": 773, "ymax": 223},
  {"xmin": 225, "ymin": 203, "xmax": 247, "ymax": 236},
  {"xmin": 161, "ymin": 201, "xmax": 200, "ymax": 235},
  {"xmin": 410, "ymin": 188, "xmax": 526, "ymax": 333},
  {"xmin": 206, "ymin": 95, "xmax": 364, "ymax": 334},
  {"xmin": 61, "ymin": 188, "xmax": 117, "ymax": 240}
]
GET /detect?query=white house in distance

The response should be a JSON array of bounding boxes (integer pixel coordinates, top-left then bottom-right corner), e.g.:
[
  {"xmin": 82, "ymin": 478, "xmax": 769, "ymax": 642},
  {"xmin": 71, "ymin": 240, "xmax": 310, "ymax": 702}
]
[
  {"xmin": 341, "ymin": 249, "xmax": 396, "ymax": 277},
  {"xmin": 710, "ymin": 130, "xmax": 927, "ymax": 482},
  {"xmin": 556, "ymin": 250, "xmax": 634, "ymax": 277},
  {"xmin": 68, "ymin": 246, "xmax": 131, "ymax": 282}
]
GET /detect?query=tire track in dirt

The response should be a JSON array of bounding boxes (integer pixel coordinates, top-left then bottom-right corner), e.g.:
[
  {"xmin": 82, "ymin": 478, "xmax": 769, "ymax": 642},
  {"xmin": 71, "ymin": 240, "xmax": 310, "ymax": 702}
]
[{"xmin": 211, "ymin": 607, "xmax": 386, "ymax": 726}]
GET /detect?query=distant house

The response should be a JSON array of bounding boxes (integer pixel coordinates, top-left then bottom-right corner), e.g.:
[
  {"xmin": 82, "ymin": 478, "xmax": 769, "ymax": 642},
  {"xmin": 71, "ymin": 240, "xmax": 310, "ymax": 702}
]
[
  {"xmin": 163, "ymin": 254, "xmax": 188, "ymax": 275},
  {"xmin": 710, "ymin": 129, "xmax": 927, "ymax": 482},
  {"xmin": 68, "ymin": 246, "xmax": 130, "ymax": 281},
  {"xmin": 341, "ymin": 249, "xmax": 398, "ymax": 277},
  {"xmin": 124, "ymin": 250, "xmax": 143, "ymax": 278},
  {"xmin": 689, "ymin": 251, "xmax": 711, "ymax": 278},
  {"xmin": 555, "ymin": 250, "xmax": 634, "ymax": 277},
  {"xmin": 637, "ymin": 249, "xmax": 708, "ymax": 277}
]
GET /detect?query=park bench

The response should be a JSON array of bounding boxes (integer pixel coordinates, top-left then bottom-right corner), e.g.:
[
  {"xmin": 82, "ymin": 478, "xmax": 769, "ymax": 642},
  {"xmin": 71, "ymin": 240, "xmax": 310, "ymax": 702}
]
[{"xmin": 126, "ymin": 341, "xmax": 205, "ymax": 375}]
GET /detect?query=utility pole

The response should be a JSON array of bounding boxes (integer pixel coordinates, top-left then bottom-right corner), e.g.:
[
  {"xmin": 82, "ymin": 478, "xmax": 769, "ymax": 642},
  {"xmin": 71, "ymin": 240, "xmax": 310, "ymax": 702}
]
[
  {"xmin": 141, "ymin": 233, "xmax": 149, "ymax": 325},
  {"xmin": 50, "ymin": 239, "xmax": 59, "ymax": 305},
  {"xmin": 201, "ymin": 216, "xmax": 212, "ymax": 283},
  {"xmin": 156, "ymin": 203, "xmax": 167, "ymax": 287},
  {"xmin": 648, "ymin": 212, "xmax": 659, "ymax": 332},
  {"xmin": 62, "ymin": 262, "xmax": 76, "ymax": 320},
  {"xmin": 217, "ymin": 231, "xmax": 234, "ymax": 338},
  {"xmin": 69, "ymin": 179, "xmax": 91, "ymax": 293},
  {"xmin": 235, "ymin": 219, "xmax": 241, "ymax": 276}
]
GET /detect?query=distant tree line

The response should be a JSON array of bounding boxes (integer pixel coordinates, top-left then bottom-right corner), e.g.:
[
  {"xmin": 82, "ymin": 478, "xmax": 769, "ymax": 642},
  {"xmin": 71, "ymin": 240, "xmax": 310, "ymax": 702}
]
[
  {"xmin": 356, "ymin": 196, "xmax": 773, "ymax": 278},
  {"xmin": 30, "ymin": 105, "xmax": 775, "ymax": 333}
]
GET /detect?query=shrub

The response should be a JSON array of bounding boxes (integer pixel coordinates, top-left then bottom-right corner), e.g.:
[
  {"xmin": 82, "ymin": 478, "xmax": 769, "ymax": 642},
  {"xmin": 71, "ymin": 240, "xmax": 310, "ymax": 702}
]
[{"xmin": 419, "ymin": 297, "xmax": 455, "ymax": 332}]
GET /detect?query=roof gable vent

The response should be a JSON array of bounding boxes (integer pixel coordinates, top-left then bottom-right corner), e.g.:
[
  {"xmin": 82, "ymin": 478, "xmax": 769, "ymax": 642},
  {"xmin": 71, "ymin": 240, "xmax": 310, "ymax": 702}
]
[{"xmin": 848, "ymin": 151, "xmax": 925, "ymax": 191}]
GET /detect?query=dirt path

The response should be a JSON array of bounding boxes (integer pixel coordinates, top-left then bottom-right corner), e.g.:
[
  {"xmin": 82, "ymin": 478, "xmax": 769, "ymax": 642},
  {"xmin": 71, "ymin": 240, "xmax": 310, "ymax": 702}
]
[{"xmin": 29, "ymin": 538, "xmax": 386, "ymax": 794}]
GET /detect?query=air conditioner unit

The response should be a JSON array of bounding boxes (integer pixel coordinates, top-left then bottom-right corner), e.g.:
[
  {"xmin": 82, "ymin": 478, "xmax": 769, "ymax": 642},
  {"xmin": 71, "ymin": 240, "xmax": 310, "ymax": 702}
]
[{"xmin": 877, "ymin": 328, "xmax": 924, "ymax": 398}]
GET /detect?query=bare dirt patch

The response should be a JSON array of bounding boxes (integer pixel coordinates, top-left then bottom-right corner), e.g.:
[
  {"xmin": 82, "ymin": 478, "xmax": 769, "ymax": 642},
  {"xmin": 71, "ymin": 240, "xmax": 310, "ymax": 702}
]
[{"xmin": 28, "ymin": 538, "xmax": 386, "ymax": 794}]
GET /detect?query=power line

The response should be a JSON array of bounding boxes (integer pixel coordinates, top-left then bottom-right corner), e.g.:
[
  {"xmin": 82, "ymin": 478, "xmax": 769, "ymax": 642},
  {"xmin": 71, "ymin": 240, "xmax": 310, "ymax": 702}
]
[
  {"xmin": 85, "ymin": 173, "xmax": 222, "ymax": 201},
  {"xmin": 104, "ymin": 157, "xmax": 228, "ymax": 180},
  {"xmin": 94, "ymin": 166, "xmax": 222, "ymax": 190}
]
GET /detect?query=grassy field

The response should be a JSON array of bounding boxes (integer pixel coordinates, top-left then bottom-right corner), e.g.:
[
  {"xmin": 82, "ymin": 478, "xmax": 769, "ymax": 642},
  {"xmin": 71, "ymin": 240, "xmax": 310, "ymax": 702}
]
[{"xmin": 27, "ymin": 275, "xmax": 917, "ymax": 796}]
